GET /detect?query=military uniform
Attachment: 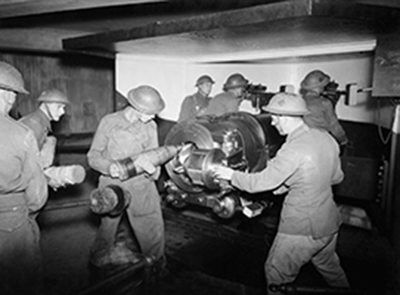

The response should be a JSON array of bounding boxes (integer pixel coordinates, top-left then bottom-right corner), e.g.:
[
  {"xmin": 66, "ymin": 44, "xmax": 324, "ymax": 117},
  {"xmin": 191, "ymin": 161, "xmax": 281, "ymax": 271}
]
[
  {"xmin": 178, "ymin": 92, "xmax": 211, "ymax": 122},
  {"xmin": 19, "ymin": 108, "xmax": 51, "ymax": 150},
  {"xmin": 0, "ymin": 114, "xmax": 48, "ymax": 295},
  {"xmin": 87, "ymin": 110, "xmax": 164, "ymax": 262},
  {"xmin": 303, "ymin": 89, "xmax": 348, "ymax": 146},
  {"xmin": 230, "ymin": 124, "xmax": 349, "ymax": 292},
  {"xmin": 19, "ymin": 108, "xmax": 56, "ymax": 168},
  {"xmin": 204, "ymin": 91, "xmax": 241, "ymax": 116}
]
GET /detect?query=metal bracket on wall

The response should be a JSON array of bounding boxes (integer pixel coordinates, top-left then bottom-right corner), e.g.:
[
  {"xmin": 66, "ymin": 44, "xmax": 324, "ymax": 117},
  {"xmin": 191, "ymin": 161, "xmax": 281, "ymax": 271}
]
[{"xmin": 345, "ymin": 83, "xmax": 373, "ymax": 106}]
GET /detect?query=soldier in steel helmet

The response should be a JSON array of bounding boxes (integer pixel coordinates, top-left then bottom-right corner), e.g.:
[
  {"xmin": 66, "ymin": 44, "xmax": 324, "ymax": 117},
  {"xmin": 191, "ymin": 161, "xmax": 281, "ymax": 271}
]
[
  {"xmin": 178, "ymin": 74, "xmax": 215, "ymax": 122},
  {"xmin": 300, "ymin": 70, "xmax": 348, "ymax": 147},
  {"xmin": 19, "ymin": 89, "xmax": 70, "ymax": 169},
  {"xmin": 213, "ymin": 92, "xmax": 350, "ymax": 294},
  {"xmin": 204, "ymin": 73, "xmax": 249, "ymax": 116},
  {"xmin": 87, "ymin": 85, "xmax": 167, "ymax": 274},
  {"xmin": 19, "ymin": 89, "xmax": 86, "ymax": 190},
  {"xmin": 0, "ymin": 61, "xmax": 48, "ymax": 295}
]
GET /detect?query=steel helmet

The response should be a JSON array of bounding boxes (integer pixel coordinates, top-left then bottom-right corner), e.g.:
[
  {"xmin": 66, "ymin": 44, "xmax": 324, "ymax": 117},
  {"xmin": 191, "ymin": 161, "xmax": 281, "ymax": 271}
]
[
  {"xmin": 195, "ymin": 75, "xmax": 215, "ymax": 87},
  {"xmin": 262, "ymin": 92, "xmax": 310, "ymax": 116},
  {"xmin": 223, "ymin": 73, "xmax": 248, "ymax": 91},
  {"xmin": 127, "ymin": 85, "xmax": 165, "ymax": 115},
  {"xmin": 37, "ymin": 89, "xmax": 70, "ymax": 104},
  {"xmin": 300, "ymin": 70, "xmax": 330, "ymax": 91},
  {"xmin": 0, "ymin": 61, "xmax": 29, "ymax": 94}
]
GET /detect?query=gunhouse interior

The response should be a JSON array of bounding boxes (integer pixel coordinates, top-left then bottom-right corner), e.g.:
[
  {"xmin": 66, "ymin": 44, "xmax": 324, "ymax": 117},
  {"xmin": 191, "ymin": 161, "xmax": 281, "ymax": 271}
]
[{"xmin": 0, "ymin": 1, "xmax": 399, "ymax": 295}]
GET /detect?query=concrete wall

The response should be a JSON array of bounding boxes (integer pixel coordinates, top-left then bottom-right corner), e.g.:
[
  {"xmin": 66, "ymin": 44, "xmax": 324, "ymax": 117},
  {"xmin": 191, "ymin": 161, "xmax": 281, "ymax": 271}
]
[{"xmin": 116, "ymin": 51, "xmax": 393, "ymax": 128}]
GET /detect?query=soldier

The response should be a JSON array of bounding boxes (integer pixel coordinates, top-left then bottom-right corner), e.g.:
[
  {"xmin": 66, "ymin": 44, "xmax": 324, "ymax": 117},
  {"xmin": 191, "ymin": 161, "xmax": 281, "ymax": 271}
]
[
  {"xmin": 20, "ymin": 89, "xmax": 85, "ymax": 189},
  {"xmin": 178, "ymin": 74, "xmax": 215, "ymax": 122},
  {"xmin": 20, "ymin": 88, "xmax": 69, "ymax": 169},
  {"xmin": 204, "ymin": 73, "xmax": 249, "ymax": 116},
  {"xmin": 300, "ymin": 70, "xmax": 348, "ymax": 147},
  {"xmin": 0, "ymin": 61, "xmax": 48, "ymax": 295},
  {"xmin": 213, "ymin": 93, "xmax": 350, "ymax": 294},
  {"xmin": 87, "ymin": 85, "xmax": 167, "ymax": 274}
]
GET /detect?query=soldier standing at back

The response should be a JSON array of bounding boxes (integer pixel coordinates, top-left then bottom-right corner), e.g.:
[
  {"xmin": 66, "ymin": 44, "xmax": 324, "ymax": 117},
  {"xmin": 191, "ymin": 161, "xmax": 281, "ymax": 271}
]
[
  {"xmin": 204, "ymin": 73, "xmax": 249, "ymax": 116},
  {"xmin": 19, "ymin": 89, "xmax": 86, "ymax": 189},
  {"xmin": 0, "ymin": 61, "xmax": 48, "ymax": 295},
  {"xmin": 20, "ymin": 89, "xmax": 70, "ymax": 169},
  {"xmin": 300, "ymin": 70, "xmax": 348, "ymax": 147},
  {"xmin": 178, "ymin": 74, "xmax": 215, "ymax": 122}
]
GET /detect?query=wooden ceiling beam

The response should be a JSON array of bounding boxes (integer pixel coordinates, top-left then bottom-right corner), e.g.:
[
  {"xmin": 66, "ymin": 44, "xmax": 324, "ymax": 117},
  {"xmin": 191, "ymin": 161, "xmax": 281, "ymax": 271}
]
[{"xmin": 0, "ymin": 0, "xmax": 167, "ymax": 19}]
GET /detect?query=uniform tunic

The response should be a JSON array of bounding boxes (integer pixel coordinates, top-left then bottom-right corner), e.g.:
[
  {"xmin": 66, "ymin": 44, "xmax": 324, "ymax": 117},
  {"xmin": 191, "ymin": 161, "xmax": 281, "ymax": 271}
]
[
  {"xmin": 19, "ymin": 108, "xmax": 55, "ymax": 168},
  {"xmin": 230, "ymin": 124, "xmax": 349, "ymax": 291},
  {"xmin": 87, "ymin": 110, "xmax": 164, "ymax": 261},
  {"xmin": 0, "ymin": 114, "xmax": 48, "ymax": 295},
  {"xmin": 19, "ymin": 108, "xmax": 51, "ymax": 150},
  {"xmin": 204, "ymin": 91, "xmax": 241, "ymax": 116},
  {"xmin": 178, "ymin": 92, "xmax": 211, "ymax": 122},
  {"xmin": 303, "ymin": 92, "xmax": 348, "ymax": 146}
]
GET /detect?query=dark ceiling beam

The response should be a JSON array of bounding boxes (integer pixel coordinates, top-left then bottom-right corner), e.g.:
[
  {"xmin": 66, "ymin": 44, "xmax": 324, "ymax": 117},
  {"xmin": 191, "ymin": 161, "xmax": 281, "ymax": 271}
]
[
  {"xmin": 62, "ymin": 0, "xmax": 312, "ymax": 51},
  {"xmin": 356, "ymin": 0, "xmax": 400, "ymax": 9},
  {"xmin": 311, "ymin": 0, "xmax": 400, "ymax": 33},
  {"xmin": 0, "ymin": 0, "xmax": 167, "ymax": 19},
  {"xmin": 312, "ymin": 0, "xmax": 400, "ymax": 20}
]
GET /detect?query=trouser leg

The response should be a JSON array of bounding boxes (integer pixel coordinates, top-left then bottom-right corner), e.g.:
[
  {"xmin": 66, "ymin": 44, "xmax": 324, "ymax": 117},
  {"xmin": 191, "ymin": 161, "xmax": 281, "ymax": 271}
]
[
  {"xmin": 311, "ymin": 233, "xmax": 350, "ymax": 288},
  {"xmin": 115, "ymin": 212, "xmax": 141, "ymax": 253},
  {"xmin": 265, "ymin": 233, "xmax": 311, "ymax": 294},
  {"xmin": 265, "ymin": 232, "xmax": 350, "ymax": 294},
  {"xmin": 90, "ymin": 214, "xmax": 121, "ymax": 258},
  {"xmin": 127, "ymin": 207, "xmax": 165, "ymax": 261},
  {"xmin": 0, "ymin": 217, "xmax": 42, "ymax": 295}
]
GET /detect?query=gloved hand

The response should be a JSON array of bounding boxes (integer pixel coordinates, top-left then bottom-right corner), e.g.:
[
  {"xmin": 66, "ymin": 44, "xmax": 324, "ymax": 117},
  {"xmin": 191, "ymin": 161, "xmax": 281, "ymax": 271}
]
[
  {"xmin": 44, "ymin": 165, "xmax": 86, "ymax": 190},
  {"xmin": 134, "ymin": 154, "xmax": 156, "ymax": 175},
  {"xmin": 212, "ymin": 165, "xmax": 234, "ymax": 181},
  {"xmin": 109, "ymin": 162, "xmax": 123, "ymax": 179},
  {"xmin": 218, "ymin": 179, "xmax": 233, "ymax": 191},
  {"xmin": 45, "ymin": 173, "xmax": 66, "ymax": 191}
]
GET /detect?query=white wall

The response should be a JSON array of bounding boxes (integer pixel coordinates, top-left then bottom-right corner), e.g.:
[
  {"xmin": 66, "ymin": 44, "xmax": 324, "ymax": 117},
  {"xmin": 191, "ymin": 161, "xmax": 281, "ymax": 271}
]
[
  {"xmin": 117, "ymin": 52, "xmax": 392, "ymax": 127},
  {"xmin": 116, "ymin": 55, "xmax": 187, "ymax": 120}
]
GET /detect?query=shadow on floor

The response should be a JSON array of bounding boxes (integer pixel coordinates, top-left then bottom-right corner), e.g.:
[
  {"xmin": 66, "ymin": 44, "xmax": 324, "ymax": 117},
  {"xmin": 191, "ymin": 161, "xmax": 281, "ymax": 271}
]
[{"xmin": 160, "ymin": 256, "xmax": 265, "ymax": 295}]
